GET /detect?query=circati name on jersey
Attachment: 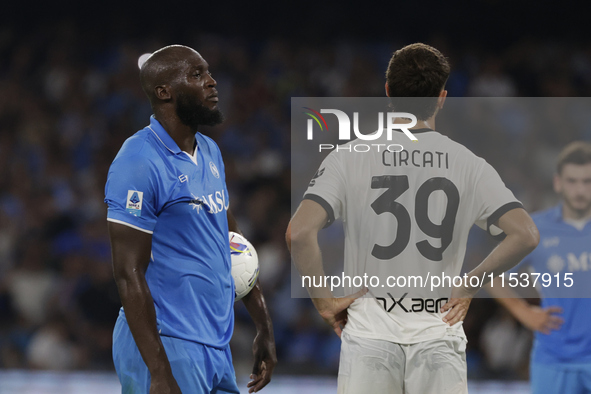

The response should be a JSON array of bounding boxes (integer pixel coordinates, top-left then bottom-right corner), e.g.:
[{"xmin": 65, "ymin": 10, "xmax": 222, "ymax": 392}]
[{"xmin": 382, "ymin": 149, "xmax": 449, "ymax": 169}]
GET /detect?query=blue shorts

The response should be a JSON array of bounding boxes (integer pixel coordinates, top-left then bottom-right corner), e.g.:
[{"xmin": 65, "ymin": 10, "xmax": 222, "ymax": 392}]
[
  {"xmin": 531, "ymin": 362, "xmax": 591, "ymax": 394},
  {"xmin": 113, "ymin": 314, "xmax": 240, "ymax": 394}
]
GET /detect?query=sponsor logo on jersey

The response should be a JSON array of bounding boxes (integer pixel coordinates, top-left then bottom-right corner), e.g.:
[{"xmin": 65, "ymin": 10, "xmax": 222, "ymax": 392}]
[
  {"xmin": 209, "ymin": 161, "xmax": 220, "ymax": 178},
  {"xmin": 547, "ymin": 254, "xmax": 565, "ymax": 273},
  {"xmin": 178, "ymin": 174, "xmax": 188, "ymax": 183},
  {"xmin": 376, "ymin": 293, "xmax": 448, "ymax": 314},
  {"xmin": 542, "ymin": 237, "xmax": 560, "ymax": 248},
  {"xmin": 547, "ymin": 252, "xmax": 590, "ymax": 273},
  {"xmin": 126, "ymin": 190, "xmax": 143, "ymax": 217},
  {"xmin": 309, "ymin": 167, "xmax": 325, "ymax": 187},
  {"xmin": 189, "ymin": 190, "xmax": 229, "ymax": 214}
]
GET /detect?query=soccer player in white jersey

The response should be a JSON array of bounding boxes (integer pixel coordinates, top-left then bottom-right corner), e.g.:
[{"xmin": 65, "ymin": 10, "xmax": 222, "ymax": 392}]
[{"xmin": 286, "ymin": 43, "xmax": 540, "ymax": 393}]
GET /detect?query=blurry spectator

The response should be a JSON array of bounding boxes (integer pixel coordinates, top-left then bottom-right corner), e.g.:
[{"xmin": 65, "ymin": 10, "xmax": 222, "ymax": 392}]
[
  {"xmin": 6, "ymin": 238, "xmax": 57, "ymax": 326},
  {"xmin": 480, "ymin": 308, "xmax": 531, "ymax": 379},
  {"xmin": 469, "ymin": 56, "xmax": 517, "ymax": 96},
  {"xmin": 26, "ymin": 314, "xmax": 82, "ymax": 370}
]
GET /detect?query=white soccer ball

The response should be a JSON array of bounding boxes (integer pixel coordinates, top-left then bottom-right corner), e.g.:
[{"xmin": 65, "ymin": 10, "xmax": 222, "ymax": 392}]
[{"xmin": 229, "ymin": 232, "xmax": 259, "ymax": 301}]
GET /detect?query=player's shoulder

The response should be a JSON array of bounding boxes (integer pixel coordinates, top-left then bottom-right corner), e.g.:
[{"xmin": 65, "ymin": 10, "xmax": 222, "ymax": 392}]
[
  {"xmin": 436, "ymin": 133, "xmax": 486, "ymax": 167},
  {"xmin": 530, "ymin": 205, "xmax": 561, "ymax": 226},
  {"xmin": 196, "ymin": 132, "xmax": 222, "ymax": 157},
  {"xmin": 111, "ymin": 128, "xmax": 160, "ymax": 169}
]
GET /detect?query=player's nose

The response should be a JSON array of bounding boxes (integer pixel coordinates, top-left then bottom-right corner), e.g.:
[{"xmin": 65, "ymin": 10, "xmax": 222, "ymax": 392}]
[{"xmin": 206, "ymin": 73, "xmax": 217, "ymax": 87}]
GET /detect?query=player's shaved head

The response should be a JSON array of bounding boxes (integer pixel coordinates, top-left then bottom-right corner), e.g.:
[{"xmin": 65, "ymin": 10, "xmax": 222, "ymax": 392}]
[{"xmin": 140, "ymin": 45, "xmax": 202, "ymax": 107}]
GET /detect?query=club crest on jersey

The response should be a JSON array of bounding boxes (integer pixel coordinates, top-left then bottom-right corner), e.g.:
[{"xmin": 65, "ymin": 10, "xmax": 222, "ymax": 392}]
[
  {"xmin": 209, "ymin": 162, "xmax": 220, "ymax": 178},
  {"xmin": 126, "ymin": 190, "xmax": 143, "ymax": 217}
]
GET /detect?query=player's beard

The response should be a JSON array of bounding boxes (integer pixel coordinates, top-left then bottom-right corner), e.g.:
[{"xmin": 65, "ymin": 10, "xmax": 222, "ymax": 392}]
[
  {"xmin": 176, "ymin": 92, "xmax": 224, "ymax": 130},
  {"xmin": 563, "ymin": 193, "xmax": 591, "ymax": 217}
]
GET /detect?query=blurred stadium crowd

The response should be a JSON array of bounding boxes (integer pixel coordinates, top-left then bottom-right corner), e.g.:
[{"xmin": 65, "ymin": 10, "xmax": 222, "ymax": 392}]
[{"xmin": 1, "ymin": 20, "xmax": 590, "ymax": 380}]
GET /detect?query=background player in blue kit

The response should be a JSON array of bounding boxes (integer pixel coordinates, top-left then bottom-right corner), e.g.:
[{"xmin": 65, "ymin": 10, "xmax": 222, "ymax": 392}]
[
  {"xmin": 105, "ymin": 45, "xmax": 276, "ymax": 393},
  {"xmin": 487, "ymin": 141, "xmax": 591, "ymax": 393}
]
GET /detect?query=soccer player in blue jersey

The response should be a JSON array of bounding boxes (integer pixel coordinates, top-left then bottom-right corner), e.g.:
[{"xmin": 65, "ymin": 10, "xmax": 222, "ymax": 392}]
[
  {"xmin": 105, "ymin": 45, "xmax": 276, "ymax": 394},
  {"xmin": 487, "ymin": 141, "xmax": 591, "ymax": 393}
]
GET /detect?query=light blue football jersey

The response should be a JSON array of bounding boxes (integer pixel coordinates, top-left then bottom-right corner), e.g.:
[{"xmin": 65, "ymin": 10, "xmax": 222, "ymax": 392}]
[
  {"xmin": 105, "ymin": 116, "xmax": 234, "ymax": 348},
  {"xmin": 515, "ymin": 205, "xmax": 591, "ymax": 364}
]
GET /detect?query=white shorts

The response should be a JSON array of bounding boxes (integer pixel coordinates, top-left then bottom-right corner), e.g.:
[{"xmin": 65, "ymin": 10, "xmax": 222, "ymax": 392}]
[{"xmin": 337, "ymin": 331, "xmax": 468, "ymax": 394}]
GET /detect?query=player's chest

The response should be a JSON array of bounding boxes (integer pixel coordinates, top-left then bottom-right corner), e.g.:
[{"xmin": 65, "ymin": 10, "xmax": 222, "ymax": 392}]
[
  {"xmin": 535, "ymin": 231, "xmax": 591, "ymax": 274},
  {"xmin": 161, "ymin": 158, "xmax": 228, "ymax": 217}
]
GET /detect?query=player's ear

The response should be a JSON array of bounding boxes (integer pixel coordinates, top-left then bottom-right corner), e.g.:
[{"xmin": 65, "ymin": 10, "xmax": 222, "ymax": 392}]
[
  {"xmin": 154, "ymin": 84, "xmax": 172, "ymax": 101},
  {"xmin": 385, "ymin": 82, "xmax": 391, "ymax": 97},
  {"xmin": 553, "ymin": 173, "xmax": 562, "ymax": 194},
  {"xmin": 437, "ymin": 90, "xmax": 447, "ymax": 109}
]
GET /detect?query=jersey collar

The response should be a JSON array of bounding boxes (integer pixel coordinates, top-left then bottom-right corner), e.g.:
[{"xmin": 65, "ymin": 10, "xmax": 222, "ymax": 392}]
[
  {"xmin": 409, "ymin": 128, "xmax": 435, "ymax": 133},
  {"xmin": 148, "ymin": 115, "xmax": 195, "ymax": 155},
  {"xmin": 553, "ymin": 203, "xmax": 591, "ymax": 229}
]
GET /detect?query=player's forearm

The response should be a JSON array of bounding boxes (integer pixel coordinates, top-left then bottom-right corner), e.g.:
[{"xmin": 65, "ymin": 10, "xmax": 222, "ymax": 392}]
[
  {"xmin": 115, "ymin": 271, "xmax": 172, "ymax": 376},
  {"xmin": 242, "ymin": 281, "xmax": 274, "ymax": 335},
  {"xmin": 227, "ymin": 209, "xmax": 241, "ymax": 235},
  {"xmin": 288, "ymin": 230, "xmax": 332, "ymax": 299},
  {"xmin": 463, "ymin": 231, "xmax": 538, "ymax": 294},
  {"xmin": 485, "ymin": 280, "xmax": 531, "ymax": 317}
]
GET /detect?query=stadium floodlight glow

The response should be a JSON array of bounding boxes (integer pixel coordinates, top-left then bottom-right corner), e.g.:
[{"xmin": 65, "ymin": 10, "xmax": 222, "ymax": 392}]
[{"xmin": 137, "ymin": 53, "xmax": 152, "ymax": 69}]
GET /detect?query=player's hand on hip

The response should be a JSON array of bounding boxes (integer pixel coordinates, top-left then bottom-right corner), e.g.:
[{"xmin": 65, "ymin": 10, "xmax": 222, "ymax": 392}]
[
  {"xmin": 314, "ymin": 288, "xmax": 368, "ymax": 337},
  {"xmin": 441, "ymin": 285, "xmax": 473, "ymax": 326},
  {"xmin": 518, "ymin": 305, "xmax": 564, "ymax": 335},
  {"xmin": 247, "ymin": 330, "xmax": 277, "ymax": 393},
  {"xmin": 149, "ymin": 372, "xmax": 182, "ymax": 394}
]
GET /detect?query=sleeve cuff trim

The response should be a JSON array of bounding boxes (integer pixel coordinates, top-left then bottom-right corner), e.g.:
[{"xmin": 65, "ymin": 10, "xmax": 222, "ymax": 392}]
[
  {"xmin": 303, "ymin": 193, "xmax": 335, "ymax": 228},
  {"xmin": 487, "ymin": 201, "xmax": 524, "ymax": 232},
  {"xmin": 107, "ymin": 218, "xmax": 154, "ymax": 234}
]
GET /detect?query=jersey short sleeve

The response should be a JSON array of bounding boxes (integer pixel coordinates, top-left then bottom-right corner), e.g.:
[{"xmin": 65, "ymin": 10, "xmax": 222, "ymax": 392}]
[
  {"xmin": 105, "ymin": 154, "xmax": 159, "ymax": 234},
  {"xmin": 303, "ymin": 152, "xmax": 346, "ymax": 227},
  {"xmin": 473, "ymin": 159, "xmax": 523, "ymax": 238}
]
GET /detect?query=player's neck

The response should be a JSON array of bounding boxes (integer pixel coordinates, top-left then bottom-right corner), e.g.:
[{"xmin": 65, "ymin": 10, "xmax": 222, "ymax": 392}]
[
  {"xmin": 154, "ymin": 112, "xmax": 197, "ymax": 155},
  {"xmin": 411, "ymin": 118, "xmax": 435, "ymax": 130},
  {"xmin": 561, "ymin": 204, "xmax": 591, "ymax": 221}
]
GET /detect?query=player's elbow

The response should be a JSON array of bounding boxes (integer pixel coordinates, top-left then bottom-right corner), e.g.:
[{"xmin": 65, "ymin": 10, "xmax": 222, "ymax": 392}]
[
  {"xmin": 285, "ymin": 222, "xmax": 292, "ymax": 252},
  {"xmin": 518, "ymin": 223, "xmax": 540, "ymax": 253},
  {"xmin": 286, "ymin": 221, "xmax": 316, "ymax": 251},
  {"xmin": 112, "ymin": 262, "xmax": 143, "ymax": 291},
  {"xmin": 113, "ymin": 265, "xmax": 131, "ymax": 290}
]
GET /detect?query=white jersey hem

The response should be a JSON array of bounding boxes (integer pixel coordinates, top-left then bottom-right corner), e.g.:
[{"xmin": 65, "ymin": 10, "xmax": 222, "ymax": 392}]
[{"xmin": 343, "ymin": 325, "xmax": 465, "ymax": 345}]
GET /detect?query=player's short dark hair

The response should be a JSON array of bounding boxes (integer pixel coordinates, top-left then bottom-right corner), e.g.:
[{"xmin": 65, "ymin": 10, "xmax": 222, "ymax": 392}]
[
  {"xmin": 556, "ymin": 141, "xmax": 591, "ymax": 174},
  {"xmin": 386, "ymin": 43, "xmax": 450, "ymax": 120}
]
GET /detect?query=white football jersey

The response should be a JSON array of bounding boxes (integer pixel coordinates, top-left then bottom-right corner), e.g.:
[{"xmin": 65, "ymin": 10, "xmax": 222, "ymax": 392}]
[{"xmin": 304, "ymin": 128, "xmax": 522, "ymax": 344}]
